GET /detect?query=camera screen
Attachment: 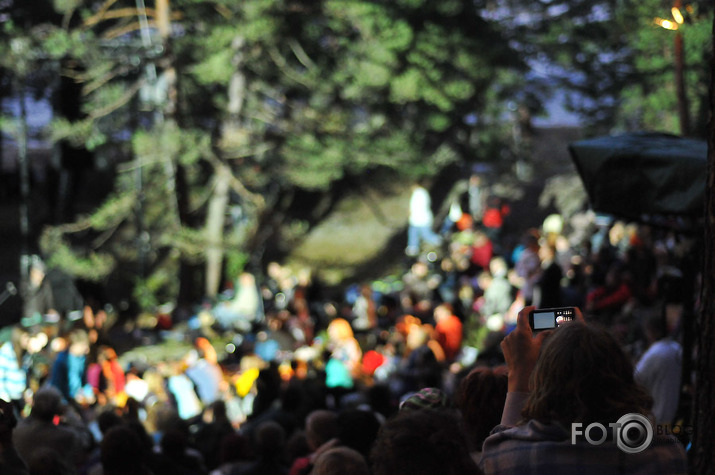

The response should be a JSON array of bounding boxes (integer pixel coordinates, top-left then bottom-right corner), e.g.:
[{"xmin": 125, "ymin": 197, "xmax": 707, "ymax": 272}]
[{"xmin": 533, "ymin": 312, "xmax": 556, "ymax": 330}]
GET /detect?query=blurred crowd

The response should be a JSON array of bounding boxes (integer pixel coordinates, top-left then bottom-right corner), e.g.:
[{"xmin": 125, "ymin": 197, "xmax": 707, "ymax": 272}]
[{"xmin": 0, "ymin": 176, "xmax": 694, "ymax": 474}]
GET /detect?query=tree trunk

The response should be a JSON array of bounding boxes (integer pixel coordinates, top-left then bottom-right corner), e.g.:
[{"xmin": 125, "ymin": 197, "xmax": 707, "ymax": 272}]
[
  {"xmin": 203, "ymin": 35, "xmax": 248, "ymax": 297},
  {"xmin": 692, "ymin": 17, "xmax": 715, "ymax": 472},
  {"xmin": 204, "ymin": 172, "xmax": 230, "ymax": 297},
  {"xmin": 155, "ymin": 0, "xmax": 182, "ymax": 230}
]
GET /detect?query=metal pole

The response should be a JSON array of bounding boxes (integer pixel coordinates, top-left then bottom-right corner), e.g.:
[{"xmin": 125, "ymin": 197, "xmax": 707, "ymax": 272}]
[{"xmin": 16, "ymin": 77, "xmax": 31, "ymax": 300}]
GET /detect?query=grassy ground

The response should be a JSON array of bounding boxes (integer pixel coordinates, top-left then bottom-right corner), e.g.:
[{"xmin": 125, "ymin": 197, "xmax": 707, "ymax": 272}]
[
  {"xmin": 0, "ymin": 126, "xmax": 587, "ymax": 329},
  {"xmin": 287, "ymin": 182, "xmax": 412, "ymax": 285},
  {"xmin": 286, "ymin": 126, "xmax": 587, "ymax": 286}
]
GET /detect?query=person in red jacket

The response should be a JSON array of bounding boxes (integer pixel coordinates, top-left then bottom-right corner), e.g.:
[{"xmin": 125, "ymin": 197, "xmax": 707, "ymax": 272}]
[
  {"xmin": 433, "ymin": 303, "xmax": 463, "ymax": 362},
  {"xmin": 470, "ymin": 229, "xmax": 494, "ymax": 271},
  {"xmin": 482, "ymin": 195, "xmax": 510, "ymax": 244},
  {"xmin": 586, "ymin": 262, "xmax": 633, "ymax": 323}
]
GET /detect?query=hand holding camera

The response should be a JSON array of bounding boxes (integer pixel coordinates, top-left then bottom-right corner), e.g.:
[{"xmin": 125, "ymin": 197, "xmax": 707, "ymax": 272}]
[
  {"xmin": 501, "ymin": 306, "xmax": 583, "ymax": 392},
  {"xmin": 528, "ymin": 307, "xmax": 577, "ymax": 334}
]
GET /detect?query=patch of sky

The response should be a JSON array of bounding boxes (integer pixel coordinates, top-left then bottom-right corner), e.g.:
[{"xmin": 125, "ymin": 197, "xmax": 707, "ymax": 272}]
[
  {"xmin": 464, "ymin": 113, "xmax": 477, "ymax": 126},
  {"xmin": 532, "ymin": 90, "xmax": 584, "ymax": 127},
  {"xmin": 2, "ymin": 95, "xmax": 53, "ymax": 129},
  {"xmin": 589, "ymin": 4, "xmax": 611, "ymax": 21},
  {"xmin": 546, "ymin": 3, "xmax": 570, "ymax": 17},
  {"xmin": 480, "ymin": 4, "xmax": 538, "ymax": 26}
]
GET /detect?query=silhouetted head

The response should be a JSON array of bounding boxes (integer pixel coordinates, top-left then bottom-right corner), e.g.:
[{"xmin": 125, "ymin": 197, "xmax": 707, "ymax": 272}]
[
  {"xmin": 306, "ymin": 410, "xmax": 339, "ymax": 450},
  {"xmin": 101, "ymin": 425, "xmax": 147, "ymax": 475},
  {"xmin": 313, "ymin": 446, "xmax": 370, "ymax": 475},
  {"xmin": 31, "ymin": 387, "xmax": 63, "ymax": 422},
  {"xmin": 523, "ymin": 322, "xmax": 652, "ymax": 427},
  {"xmin": 371, "ymin": 409, "xmax": 479, "ymax": 475},
  {"xmin": 455, "ymin": 366, "xmax": 508, "ymax": 451}
]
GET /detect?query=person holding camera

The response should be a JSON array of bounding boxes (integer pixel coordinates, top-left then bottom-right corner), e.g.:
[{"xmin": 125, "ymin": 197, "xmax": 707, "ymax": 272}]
[{"xmin": 479, "ymin": 306, "xmax": 687, "ymax": 474}]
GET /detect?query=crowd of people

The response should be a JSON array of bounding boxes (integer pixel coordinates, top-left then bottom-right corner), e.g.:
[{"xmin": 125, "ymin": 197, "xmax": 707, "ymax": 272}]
[{"xmin": 0, "ymin": 175, "xmax": 694, "ymax": 474}]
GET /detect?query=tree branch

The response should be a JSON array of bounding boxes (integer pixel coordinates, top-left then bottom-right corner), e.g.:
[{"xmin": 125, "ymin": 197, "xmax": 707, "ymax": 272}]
[
  {"xmin": 103, "ymin": 20, "xmax": 157, "ymax": 40},
  {"xmin": 288, "ymin": 39, "xmax": 316, "ymax": 70},
  {"xmin": 267, "ymin": 46, "xmax": 312, "ymax": 87},
  {"xmin": 223, "ymin": 143, "xmax": 276, "ymax": 160},
  {"xmin": 91, "ymin": 223, "xmax": 123, "ymax": 249},
  {"xmin": 54, "ymin": 218, "xmax": 93, "ymax": 234},
  {"xmin": 205, "ymin": 152, "xmax": 266, "ymax": 209},
  {"xmin": 82, "ymin": 0, "xmax": 120, "ymax": 28},
  {"xmin": 83, "ymin": 64, "xmax": 137, "ymax": 95},
  {"xmin": 84, "ymin": 4, "xmax": 180, "ymax": 28},
  {"xmin": 87, "ymin": 79, "xmax": 145, "ymax": 119}
]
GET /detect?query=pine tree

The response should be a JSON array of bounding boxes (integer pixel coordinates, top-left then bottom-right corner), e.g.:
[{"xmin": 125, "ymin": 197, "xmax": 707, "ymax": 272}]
[{"xmin": 11, "ymin": 0, "xmax": 528, "ymax": 309}]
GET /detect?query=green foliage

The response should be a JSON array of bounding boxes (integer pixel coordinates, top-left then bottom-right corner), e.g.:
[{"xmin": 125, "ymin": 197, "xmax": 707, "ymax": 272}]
[
  {"xmin": 133, "ymin": 123, "xmax": 210, "ymax": 167},
  {"xmin": 172, "ymin": 227, "xmax": 212, "ymax": 261},
  {"xmin": 0, "ymin": 115, "xmax": 19, "ymax": 138},
  {"xmin": 39, "ymin": 228, "xmax": 116, "ymax": 281},
  {"xmin": 133, "ymin": 261, "xmax": 180, "ymax": 311},
  {"xmin": 50, "ymin": 117, "xmax": 104, "ymax": 149},
  {"xmin": 14, "ymin": 0, "xmax": 536, "ymax": 310},
  {"xmin": 52, "ymin": 0, "xmax": 81, "ymax": 14},
  {"xmin": 508, "ymin": 0, "xmax": 712, "ymax": 134},
  {"xmin": 225, "ymin": 251, "xmax": 249, "ymax": 281},
  {"xmin": 281, "ymin": 135, "xmax": 347, "ymax": 190},
  {"xmin": 616, "ymin": 1, "xmax": 712, "ymax": 133},
  {"xmin": 190, "ymin": 48, "xmax": 234, "ymax": 84},
  {"xmin": 47, "ymin": 245, "xmax": 116, "ymax": 281},
  {"xmin": 42, "ymin": 29, "xmax": 73, "ymax": 57},
  {"xmin": 1, "ymin": 0, "xmax": 708, "ymax": 318},
  {"xmin": 87, "ymin": 193, "xmax": 136, "ymax": 230}
]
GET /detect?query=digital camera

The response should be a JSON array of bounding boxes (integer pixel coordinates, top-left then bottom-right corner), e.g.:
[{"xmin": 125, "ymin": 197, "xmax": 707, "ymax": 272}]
[{"xmin": 528, "ymin": 307, "xmax": 576, "ymax": 334}]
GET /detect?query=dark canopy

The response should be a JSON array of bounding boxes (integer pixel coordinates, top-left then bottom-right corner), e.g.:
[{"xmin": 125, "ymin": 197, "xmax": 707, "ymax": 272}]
[{"xmin": 569, "ymin": 132, "xmax": 707, "ymax": 225}]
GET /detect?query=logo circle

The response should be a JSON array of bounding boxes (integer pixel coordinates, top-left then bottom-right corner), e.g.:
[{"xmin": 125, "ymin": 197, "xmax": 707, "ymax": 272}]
[{"xmin": 616, "ymin": 413, "xmax": 653, "ymax": 454}]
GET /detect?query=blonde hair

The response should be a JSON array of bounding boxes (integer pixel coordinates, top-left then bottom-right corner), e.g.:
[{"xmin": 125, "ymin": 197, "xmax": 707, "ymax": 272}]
[{"xmin": 327, "ymin": 318, "xmax": 354, "ymax": 341}]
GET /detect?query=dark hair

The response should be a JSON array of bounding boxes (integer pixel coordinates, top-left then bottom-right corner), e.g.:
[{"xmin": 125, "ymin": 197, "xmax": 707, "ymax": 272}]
[
  {"xmin": 643, "ymin": 309, "xmax": 667, "ymax": 341},
  {"xmin": 97, "ymin": 409, "xmax": 123, "ymax": 435},
  {"xmin": 31, "ymin": 387, "xmax": 63, "ymax": 421},
  {"xmin": 455, "ymin": 366, "xmax": 508, "ymax": 450},
  {"xmin": 218, "ymin": 432, "xmax": 250, "ymax": 465},
  {"xmin": 209, "ymin": 399, "xmax": 228, "ymax": 420},
  {"xmin": 522, "ymin": 322, "xmax": 652, "ymax": 427},
  {"xmin": 306, "ymin": 410, "xmax": 339, "ymax": 449},
  {"xmin": 313, "ymin": 447, "xmax": 370, "ymax": 475},
  {"xmin": 338, "ymin": 409, "xmax": 381, "ymax": 459},
  {"xmin": 101, "ymin": 425, "xmax": 147, "ymax": 475},
  {"xmin": 371, "ymin": 409, "xmax": 481, "ymax": 475},
  {"xmin": 254, "ymin": 420, "xmax": 286, "ymax": 457}
]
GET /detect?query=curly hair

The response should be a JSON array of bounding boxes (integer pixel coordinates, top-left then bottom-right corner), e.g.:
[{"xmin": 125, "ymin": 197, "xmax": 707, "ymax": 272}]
[
  {"xmin": 455, "ymin": 366, "xmax": 508, "ymax": 451},
  {"xmin": 522, "ymin": 322, "xmax": 652, "ymax": 428},
  {"xmin": 371, "ymin": 409, "xmax": 481, "ymax": 475}
]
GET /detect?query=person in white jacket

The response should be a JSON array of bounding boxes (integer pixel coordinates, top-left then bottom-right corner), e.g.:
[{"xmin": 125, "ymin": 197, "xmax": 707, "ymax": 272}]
[
  {"xmin": 406, "ymin": 182, "xmax": 442, "ymax": 256},
  {"xmin": 635, "ymin": 311, "xmax": 682, "ymax": 425}
]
